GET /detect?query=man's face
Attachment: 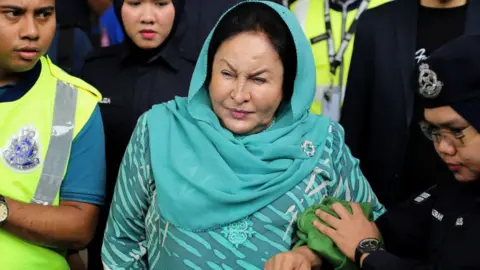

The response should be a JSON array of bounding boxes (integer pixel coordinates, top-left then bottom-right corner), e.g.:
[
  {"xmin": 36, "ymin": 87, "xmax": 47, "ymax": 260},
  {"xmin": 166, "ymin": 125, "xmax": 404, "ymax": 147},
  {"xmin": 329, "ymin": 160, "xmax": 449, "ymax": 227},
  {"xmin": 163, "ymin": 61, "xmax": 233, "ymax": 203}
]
[{"xmin": 0, "ymin": 0, "xmax": 55, "ymax": 73}]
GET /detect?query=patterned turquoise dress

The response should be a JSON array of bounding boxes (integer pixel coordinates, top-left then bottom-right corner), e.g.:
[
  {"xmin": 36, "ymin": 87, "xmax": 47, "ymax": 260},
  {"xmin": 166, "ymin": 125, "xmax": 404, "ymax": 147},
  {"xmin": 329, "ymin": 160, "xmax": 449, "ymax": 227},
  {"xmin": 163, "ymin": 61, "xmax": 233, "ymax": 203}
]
[{"xmin": 102, "ymin": 116, "xmax": 385, "ymax": 270}]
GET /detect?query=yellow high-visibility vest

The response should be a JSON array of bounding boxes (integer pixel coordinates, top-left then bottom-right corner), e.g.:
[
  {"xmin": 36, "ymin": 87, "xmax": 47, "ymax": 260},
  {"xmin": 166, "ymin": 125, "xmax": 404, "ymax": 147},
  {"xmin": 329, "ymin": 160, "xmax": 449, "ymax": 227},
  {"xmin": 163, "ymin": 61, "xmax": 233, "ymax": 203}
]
[
  {"xmin": 291, "ymin": 0, "xmax": 388, "ymax": 120},
  {"xmin": 0, "ymin": 57, "xmax": 101, "ymax": 269}
]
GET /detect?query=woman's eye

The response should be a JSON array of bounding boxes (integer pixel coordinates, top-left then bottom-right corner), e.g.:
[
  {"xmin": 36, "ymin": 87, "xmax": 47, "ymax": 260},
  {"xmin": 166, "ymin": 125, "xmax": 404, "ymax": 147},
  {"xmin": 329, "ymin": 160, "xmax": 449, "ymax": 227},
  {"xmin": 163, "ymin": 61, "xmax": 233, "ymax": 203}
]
[
  {"xmin": 252, "ymin": 77, "xmax": 266, "ymax": 84},
  {"xmin": 127, "ymin": 1, "xmax": 141, "ymax": 7},
  {"xmin": 221, "ymin": 71, "xmax": 233, "ymax": 77},
  {"xmin": 155, "ymin": 1, "xmax": 169, "ymax": 6},
  {"xmin": 451, "ymin": 128, "xmax": 465, "ymax": 138}
]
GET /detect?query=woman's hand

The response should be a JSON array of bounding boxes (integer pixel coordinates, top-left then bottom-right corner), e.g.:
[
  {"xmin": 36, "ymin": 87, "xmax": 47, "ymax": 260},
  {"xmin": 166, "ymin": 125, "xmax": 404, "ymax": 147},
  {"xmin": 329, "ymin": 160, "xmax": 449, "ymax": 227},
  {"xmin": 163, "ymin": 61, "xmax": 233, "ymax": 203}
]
[
  {"xmin": 264, "ymin": 246, "xmax": 321, "ymax": 270},
  {"xmin": 313, "ymin": 202, "xmax": 381, "ymax": 262}
]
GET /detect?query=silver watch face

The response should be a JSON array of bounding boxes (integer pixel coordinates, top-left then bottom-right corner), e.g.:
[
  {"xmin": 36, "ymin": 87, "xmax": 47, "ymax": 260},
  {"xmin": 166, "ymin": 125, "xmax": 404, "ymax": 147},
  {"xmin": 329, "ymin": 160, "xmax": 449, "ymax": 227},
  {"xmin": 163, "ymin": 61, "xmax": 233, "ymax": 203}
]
[
  {"xmin": 359, "ymin": 238, "xmax": 380, "ymax": 250},
  {"xmin": 0, "ymin": 203, "xmax": 8, "ymax": 222}
]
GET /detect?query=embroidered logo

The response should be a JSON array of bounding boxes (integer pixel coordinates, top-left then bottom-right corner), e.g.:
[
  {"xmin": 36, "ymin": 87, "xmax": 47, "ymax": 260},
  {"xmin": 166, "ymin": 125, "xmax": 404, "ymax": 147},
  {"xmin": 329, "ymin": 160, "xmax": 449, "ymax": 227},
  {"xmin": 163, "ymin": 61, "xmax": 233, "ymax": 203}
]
[
  {"xmin": 99, "ymin": 97, "xmax": 111, "ymax": 104},
  {"xmin": 418, "ymin": 63, "xmax": 443, "ymax": 99},
  {"xmin": 221, "ymin": 218, "xmax": 255, "ymax": 248},
  {"xmin": 415, "ymin": 48, "xmax": 428, "ymax": 64},
  {"xmin": 413, "ymin": 192, "xmax": 431, "ymax": 204},
  {"xmin": 455, "ymin": 217, "xmax": 464, "ymax": 227},
  {"xmin": 2, "ymin": 125, "xmax": 41, "ymax": 172},
  {"xmin": 432, "ymin": 209, "xmax": 444, "ymax": 222}
]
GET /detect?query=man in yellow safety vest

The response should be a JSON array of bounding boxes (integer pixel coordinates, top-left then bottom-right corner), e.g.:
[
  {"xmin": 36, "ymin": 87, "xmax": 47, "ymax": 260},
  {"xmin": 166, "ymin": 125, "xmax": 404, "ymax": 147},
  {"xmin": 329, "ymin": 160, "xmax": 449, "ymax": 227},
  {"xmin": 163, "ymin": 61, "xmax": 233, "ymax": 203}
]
[
  {"xmin": 290, "ymin": 0, "xmax": 388, "ymax": 121},
  {"xmin": 0, "ymin": 0, "xmax": 106, "ymax": 269}
]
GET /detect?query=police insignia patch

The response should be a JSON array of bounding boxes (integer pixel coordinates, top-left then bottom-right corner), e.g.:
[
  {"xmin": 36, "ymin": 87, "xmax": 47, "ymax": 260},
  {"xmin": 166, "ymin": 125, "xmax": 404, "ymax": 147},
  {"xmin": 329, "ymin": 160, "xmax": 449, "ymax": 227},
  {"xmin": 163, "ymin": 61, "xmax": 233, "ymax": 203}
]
[
  {"xmin": 419, "ymin": 63, "xmax": 443, "ymax": 98},
  {"xmin": 2, "ymin": 126, "xmax": 41, "ymax": 172}
]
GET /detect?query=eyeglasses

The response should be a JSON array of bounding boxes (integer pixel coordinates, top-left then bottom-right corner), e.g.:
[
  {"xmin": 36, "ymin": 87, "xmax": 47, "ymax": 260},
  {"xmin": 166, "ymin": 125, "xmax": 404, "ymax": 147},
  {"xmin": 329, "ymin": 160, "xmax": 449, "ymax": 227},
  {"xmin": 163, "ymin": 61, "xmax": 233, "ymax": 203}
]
[{"xmin": 419, "ymin": 121, "xmax": 474, "ymax": 147}]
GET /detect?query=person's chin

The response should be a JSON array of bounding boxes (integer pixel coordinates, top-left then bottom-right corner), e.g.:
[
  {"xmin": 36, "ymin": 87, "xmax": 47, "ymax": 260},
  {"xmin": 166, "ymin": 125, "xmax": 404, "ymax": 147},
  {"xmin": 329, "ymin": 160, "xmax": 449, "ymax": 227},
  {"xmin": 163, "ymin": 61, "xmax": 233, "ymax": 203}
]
[
  {"xmin": 10, "ymin": 60, "xmax": 38, "ymax": 73},
  {"xmin": 135, "ymin": 38, "xmax": 163, "ymax": 50},
  {"xmin": 222, "ymin": 120, "xmax": 253, "ymax": 135},
  {"xmin": 454, "ymin": 171, "xmax": 478, "ymax": 183}
]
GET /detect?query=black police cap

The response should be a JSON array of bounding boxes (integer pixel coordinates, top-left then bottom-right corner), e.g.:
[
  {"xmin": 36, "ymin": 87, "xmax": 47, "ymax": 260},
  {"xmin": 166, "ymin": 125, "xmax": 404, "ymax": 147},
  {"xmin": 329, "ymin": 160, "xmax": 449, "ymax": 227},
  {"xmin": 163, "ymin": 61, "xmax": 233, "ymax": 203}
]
[{"xmin": 418, "ymin": 34, "xmax": 480, "ymax": 131}]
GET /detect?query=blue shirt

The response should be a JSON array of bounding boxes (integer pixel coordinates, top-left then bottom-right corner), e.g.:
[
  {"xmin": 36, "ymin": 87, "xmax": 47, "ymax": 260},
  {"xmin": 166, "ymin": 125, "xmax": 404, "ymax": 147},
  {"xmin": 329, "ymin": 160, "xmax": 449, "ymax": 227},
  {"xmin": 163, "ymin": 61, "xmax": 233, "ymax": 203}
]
[
  {"xmin": 0, "ymin": 63, "xmax": 106, "ymax": 206},
  {"xmin": 100, "ymin": 6, "xmax": 124, "ymax": 45}
]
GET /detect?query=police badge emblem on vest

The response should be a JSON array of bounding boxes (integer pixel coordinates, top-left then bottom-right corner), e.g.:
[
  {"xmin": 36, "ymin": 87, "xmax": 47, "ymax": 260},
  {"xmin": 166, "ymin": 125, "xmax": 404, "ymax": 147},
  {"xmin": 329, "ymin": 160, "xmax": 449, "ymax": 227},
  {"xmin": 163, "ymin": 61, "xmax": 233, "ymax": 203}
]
[
  {"xmin": 419, "ymin": 63, "xmax": 443, "ymax": 99},
  {"xmin": 2, "ymin": 125, "xmax": 41, "ymax": 172}
]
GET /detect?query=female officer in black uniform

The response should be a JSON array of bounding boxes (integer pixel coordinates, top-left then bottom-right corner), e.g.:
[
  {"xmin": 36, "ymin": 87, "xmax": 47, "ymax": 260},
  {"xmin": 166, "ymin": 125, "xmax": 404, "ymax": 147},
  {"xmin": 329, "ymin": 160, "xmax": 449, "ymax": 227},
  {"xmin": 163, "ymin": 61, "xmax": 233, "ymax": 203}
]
[
  {"xmin": 80, "ymin": 1, "xmax": 191, "ymax": 268},
  {"xmin": 310, "ymin": 34, "xmax": 480, "ymax": 270}
]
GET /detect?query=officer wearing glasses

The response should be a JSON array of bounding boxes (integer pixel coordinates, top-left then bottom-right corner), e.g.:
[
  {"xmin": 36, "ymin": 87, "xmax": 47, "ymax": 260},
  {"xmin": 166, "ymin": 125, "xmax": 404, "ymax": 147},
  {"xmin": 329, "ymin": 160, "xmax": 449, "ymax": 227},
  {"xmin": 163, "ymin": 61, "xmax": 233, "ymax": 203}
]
[{"xmin": 311, "ymin": 34, "xmax": 480, "ymax": 270}]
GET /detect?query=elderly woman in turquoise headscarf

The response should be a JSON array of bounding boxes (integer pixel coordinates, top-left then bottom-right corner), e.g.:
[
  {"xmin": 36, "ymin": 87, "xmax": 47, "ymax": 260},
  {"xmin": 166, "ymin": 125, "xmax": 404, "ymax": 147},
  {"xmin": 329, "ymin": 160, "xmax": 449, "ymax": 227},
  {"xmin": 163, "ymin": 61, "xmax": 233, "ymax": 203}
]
[{"xmin": 101, "ymin": 1, "xmax": 385, "ymax": 269}]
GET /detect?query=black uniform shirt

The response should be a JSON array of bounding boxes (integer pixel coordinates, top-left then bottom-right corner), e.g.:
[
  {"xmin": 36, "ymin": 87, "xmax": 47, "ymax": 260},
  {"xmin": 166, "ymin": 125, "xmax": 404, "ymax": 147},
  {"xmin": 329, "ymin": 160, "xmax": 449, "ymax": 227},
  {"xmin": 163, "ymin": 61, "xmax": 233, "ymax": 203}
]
[
  {"xmin": 364, "ymin": 179, "xmax": 480, "ymax": 270},
  {"xmin": 81, "ymin": 40, "xmax": 193, "ymax": 205}
]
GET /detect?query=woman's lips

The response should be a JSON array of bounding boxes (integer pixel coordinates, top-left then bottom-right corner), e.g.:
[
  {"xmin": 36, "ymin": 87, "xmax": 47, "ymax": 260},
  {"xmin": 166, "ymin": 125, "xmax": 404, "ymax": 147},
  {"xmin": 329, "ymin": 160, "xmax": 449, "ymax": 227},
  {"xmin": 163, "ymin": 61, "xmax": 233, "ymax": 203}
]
[
  {"xmin": 231, "ymin": 109, "xmax": 250, "ymax": 119},
  {"xmin": 447, "ymin": 164, "xmax": 462, "ymax": 172},
  {"xmin": 140, "ymin": 30, "xmax": 157, "ymax": 40}
]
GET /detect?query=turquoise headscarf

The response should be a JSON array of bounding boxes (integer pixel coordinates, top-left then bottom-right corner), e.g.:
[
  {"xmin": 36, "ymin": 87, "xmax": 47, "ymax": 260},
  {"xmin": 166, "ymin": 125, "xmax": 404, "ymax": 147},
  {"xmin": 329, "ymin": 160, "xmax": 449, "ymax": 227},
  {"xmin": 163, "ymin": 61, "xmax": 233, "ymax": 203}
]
[{"xmin": 147, "ymin": 0, "xmax": 331, "ymax": 231}]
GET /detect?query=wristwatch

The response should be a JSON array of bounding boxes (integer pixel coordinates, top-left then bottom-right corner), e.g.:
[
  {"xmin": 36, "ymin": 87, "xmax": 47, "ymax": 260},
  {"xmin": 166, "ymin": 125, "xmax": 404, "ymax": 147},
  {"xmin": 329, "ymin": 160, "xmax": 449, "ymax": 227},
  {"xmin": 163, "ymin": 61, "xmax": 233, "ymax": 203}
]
[
  {"xmin": 354, "ymin": 238, "xmax": 383, "ymax": 268},
  {"xmin": 0, "ymin": 195, "xmax": 9, "ymax": 226}
]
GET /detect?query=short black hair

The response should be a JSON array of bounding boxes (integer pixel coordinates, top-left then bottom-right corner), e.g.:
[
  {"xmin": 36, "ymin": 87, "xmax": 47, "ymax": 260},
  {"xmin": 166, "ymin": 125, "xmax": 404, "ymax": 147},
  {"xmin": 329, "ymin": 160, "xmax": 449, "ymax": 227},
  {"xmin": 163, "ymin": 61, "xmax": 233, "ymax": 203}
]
[{"xmin": 206, "ymin": 2, "xmax": 297, "ymax": 103}]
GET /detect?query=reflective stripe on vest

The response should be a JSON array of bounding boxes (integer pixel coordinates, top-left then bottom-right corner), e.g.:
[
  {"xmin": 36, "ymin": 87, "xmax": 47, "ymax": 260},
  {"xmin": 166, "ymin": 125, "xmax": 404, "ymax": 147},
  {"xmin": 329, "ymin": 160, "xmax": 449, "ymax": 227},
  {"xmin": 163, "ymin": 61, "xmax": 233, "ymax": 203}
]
[
  {"xmin": 31, "ymin": 81, "xmax": 77, "ymax": 206},
  {"xmin": 292, "ymin": 0, "xmax": 388, "ymax": 119},
  {"xmin": 293, "ymin": 0, "xmax": 310, "ymax": 31}
]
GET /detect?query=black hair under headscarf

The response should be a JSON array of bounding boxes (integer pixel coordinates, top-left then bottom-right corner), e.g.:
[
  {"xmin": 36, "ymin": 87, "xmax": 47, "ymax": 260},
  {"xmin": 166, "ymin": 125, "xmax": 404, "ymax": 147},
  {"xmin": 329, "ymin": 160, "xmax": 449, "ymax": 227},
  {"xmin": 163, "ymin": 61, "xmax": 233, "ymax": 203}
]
[
  {"xmin": 418, "ymin": 34, "xmax": 480, "ymax": 131},
  {"xmin": 112, "ymin": 0, "xmax": 186, "ymax": 62}
]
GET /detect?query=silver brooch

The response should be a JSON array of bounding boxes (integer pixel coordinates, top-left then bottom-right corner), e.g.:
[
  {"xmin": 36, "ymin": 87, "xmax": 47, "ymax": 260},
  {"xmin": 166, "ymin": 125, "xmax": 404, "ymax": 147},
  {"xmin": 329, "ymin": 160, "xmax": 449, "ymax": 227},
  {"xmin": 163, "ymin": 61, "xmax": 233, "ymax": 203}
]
[
  {"xmin": 301, "ymin": 140, "xmax": 315, "ymax": 157},
  {"xmin": 418, "ymin": 63, "xmax": 443, "ymax": 98},
  {"xmin": 2, "ymin": 126, "xmax": 41, "ymax": 172}
]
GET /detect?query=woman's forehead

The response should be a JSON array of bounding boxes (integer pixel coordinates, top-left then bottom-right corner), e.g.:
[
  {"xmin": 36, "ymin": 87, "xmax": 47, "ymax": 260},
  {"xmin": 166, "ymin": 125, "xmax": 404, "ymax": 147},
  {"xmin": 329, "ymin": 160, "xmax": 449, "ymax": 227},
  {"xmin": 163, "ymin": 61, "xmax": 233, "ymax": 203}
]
[{"xmin": 425, "ymin": 106, "xmax": 468, "ymax": 127}]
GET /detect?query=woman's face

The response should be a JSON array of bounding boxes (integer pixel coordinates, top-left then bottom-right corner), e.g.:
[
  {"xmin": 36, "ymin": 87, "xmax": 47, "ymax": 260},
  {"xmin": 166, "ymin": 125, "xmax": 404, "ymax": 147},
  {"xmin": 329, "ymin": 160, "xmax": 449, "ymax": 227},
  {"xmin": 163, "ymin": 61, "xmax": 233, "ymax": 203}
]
[
  {"xmin": 209, "ymin": 31, "xmax": 284, "ymax": 135},
  {"xmin": 424, "ymin": 106, "xmax": 480, "ymax": 182},
  {"xmin": 121, "ymin": 0, "xmax": 175, "ymax": 49}
]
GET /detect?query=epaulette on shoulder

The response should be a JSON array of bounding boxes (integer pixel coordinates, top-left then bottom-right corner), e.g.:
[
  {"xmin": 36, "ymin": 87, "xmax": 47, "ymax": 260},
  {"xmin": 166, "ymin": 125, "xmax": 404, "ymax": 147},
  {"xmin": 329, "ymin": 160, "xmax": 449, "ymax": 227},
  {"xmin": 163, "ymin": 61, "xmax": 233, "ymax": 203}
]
[
  {"xmin": 412, "ymin": 185, "xmax": 437, "ymax": 204},
  {"xmin": 44, "ymin": 57, "xmax": 102, "ymax": 101},
  {"xmin": 84, "ymin": 44, "xmax": 124, "ymax": 63}
]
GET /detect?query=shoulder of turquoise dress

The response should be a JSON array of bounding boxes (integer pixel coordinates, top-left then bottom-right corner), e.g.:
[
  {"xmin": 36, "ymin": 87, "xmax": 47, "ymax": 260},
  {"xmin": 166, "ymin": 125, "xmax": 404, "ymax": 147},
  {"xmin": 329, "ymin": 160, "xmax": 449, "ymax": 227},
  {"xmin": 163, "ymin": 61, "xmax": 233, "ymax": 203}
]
[
  {"xmin": 316, "ymin": 121, "xmax": 345, "ymax": 166},
  {"xmin": 101, "ymin": 113, "xmax": 154, "ymax": 269},
  {"xmin": 327, "ymin": 121, "xmax": 346, "ymax": 156},
  {"xmin": 317, "ymin": 121, "xmax": 387, "ymax": 218}
]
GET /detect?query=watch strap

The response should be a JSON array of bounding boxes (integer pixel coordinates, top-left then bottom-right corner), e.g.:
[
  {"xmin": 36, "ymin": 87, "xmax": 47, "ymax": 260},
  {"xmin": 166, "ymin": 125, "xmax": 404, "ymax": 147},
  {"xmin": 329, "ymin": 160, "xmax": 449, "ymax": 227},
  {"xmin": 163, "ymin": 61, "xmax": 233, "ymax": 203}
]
[
  {"xmin": 0, "ymin": 195, "xmax": 7, "ymax": 226},
  {"xmin": 355, "ymin": 247, "xmax": 363, "ymax": 268},
  {"xmin": 355, "ymin": 239, "xmax": 383, "ymax": 268}
]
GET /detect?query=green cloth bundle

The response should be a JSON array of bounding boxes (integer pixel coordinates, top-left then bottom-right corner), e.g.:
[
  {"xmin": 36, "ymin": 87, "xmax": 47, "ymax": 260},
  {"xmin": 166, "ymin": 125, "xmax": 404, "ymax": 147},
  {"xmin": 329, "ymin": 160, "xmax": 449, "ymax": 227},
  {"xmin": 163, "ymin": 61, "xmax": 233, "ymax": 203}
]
[{"xmin": 295, "ymin": 197, "xmax": 374, "ymax": 270}]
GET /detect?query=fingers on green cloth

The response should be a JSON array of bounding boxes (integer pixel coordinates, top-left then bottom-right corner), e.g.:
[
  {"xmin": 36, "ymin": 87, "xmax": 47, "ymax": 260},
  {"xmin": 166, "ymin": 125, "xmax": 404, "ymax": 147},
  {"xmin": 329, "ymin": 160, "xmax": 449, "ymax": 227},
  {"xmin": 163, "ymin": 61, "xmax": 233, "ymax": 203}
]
[{"xmin": 294, "ymin": 197, "xmax": 374, "ymax": 270}]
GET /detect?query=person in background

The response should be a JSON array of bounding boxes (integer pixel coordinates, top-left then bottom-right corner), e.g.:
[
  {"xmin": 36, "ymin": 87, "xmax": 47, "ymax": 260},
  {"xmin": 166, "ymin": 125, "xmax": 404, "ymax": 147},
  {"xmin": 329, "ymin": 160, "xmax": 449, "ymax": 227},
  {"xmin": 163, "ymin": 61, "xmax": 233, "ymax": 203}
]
[
  {"xmin": 0, "ymin": 0, "xmax": 106, "ymax": 269},
  {"xmin": 47, "ymin": 27, "xmax": 94, "ymax": 76},
  {"xmin": 312, "ymin": 34, "xmax": 480, "ymax": 270},
  {"xmin": 101, "ymin": 1, "xmax": 384, "ymax": 268},
  {"xmin": 99, "ymin": 4, "xmax": 124, "ymax": 46},
  {"xmin": 290, "ymin": 0, "xmax": 388, "ymax": 121},
  {"xmin": 46, "ymin": 0, "xmax": 112, "ymax": 76},
  {"xmin": 80, "ymin": 0, "xmax": 196, "ymax": 268},
  {"xmin": 56, "ymin": 0, "xmax": 111, "ymax": 36},
  {"xmin": 340, "ymin": 0, "xmax": 480, "ymax": 208}
]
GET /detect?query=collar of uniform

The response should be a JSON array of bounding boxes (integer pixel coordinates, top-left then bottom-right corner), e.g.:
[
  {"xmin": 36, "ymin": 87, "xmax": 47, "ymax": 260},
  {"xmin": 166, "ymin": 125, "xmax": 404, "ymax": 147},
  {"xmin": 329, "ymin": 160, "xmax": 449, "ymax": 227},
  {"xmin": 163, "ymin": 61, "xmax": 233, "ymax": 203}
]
[
  {"xmin": 146, "ymin": 38, "xmax": 182, "ymax": 70},
  {"xmin": 329, "ymin": 0, "xmax": 363, "ymax": 12},
  {"xmin": 0, "ymin": 62, "xmax": 41, "ymax": 103},
  {"xmin": 120, "ymin": 38, "xmax": 182, "ymax": 71}
]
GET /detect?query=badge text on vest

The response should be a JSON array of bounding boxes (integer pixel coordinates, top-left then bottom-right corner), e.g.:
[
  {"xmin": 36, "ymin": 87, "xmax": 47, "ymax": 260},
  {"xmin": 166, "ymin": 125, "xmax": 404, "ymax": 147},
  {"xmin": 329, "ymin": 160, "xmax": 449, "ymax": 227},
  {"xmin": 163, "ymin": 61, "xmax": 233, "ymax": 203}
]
[
  {"xmin": 2, "ymin": 125, "xmax": 41, "ymax": 172},
  {"xmin": 432, "ymin": 209, "xmax": 444, "ymax": 222}
]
